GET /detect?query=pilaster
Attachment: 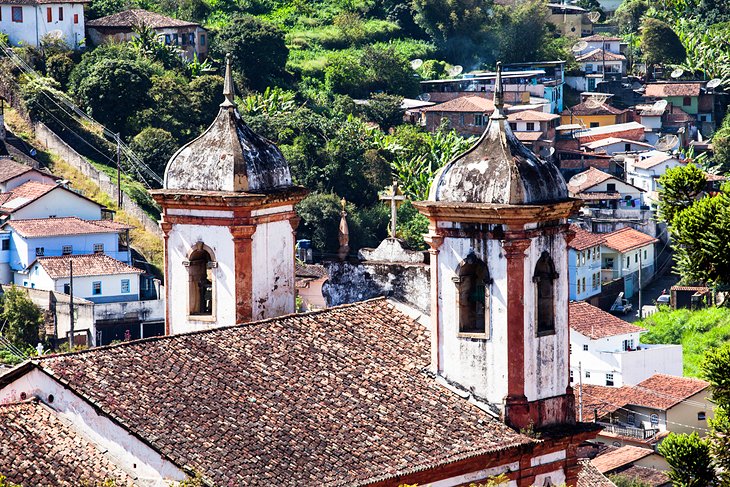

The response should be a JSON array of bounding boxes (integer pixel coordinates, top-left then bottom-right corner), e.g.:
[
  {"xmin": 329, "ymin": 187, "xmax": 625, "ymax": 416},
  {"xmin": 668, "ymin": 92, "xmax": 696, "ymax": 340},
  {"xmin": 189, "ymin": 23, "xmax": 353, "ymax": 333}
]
[
  {"xmin": 230, "ymin": 224, "xmax": 257, "ymax": 324},
  {"xmin": 160, "ymin": 221, "xmax": 173, "ymax": 335},
  {"xmin": 425, "ymin": 228, "xmax": 444, "ymax": 373}
]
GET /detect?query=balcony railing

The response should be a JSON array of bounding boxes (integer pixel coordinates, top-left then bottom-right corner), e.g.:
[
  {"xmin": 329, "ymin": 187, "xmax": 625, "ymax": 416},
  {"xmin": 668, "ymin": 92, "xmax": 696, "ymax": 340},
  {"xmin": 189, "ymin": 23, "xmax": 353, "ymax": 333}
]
[{"xmin": 597, "ymin": 421, "xmax": 659, "ymax": 440}]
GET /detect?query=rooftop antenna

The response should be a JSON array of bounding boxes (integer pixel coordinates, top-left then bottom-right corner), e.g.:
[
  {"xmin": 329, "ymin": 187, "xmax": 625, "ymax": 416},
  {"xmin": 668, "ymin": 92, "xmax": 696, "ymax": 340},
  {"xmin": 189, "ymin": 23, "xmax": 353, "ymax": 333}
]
[
  {"xmin": 572, "ymin": 40, "xmax": 589, "ymax": 53},
  {"xmin": 447, "ymin": 65, "xmax": 463, "ymax": 77},
  {"xmin": 410, "ymin": 58, "xmax": 423, "ymax": 70},
  {"xmin": 655, "ymin": 134, "xmax": 679, "ymax": 152},
  {"xmin": 587, "ymin": 11, "xmax": 600, "ymax": 22},
  {"xmin": 671, "ymin": 68, "xmax": 684, "ymax": 79},
  {"xmin": 221, "ymin": 53, "xmax": 235, "ymax": 108},
  {"xmin": 417, "ymin": 93, "xmax": 431, "ymax": 102}
]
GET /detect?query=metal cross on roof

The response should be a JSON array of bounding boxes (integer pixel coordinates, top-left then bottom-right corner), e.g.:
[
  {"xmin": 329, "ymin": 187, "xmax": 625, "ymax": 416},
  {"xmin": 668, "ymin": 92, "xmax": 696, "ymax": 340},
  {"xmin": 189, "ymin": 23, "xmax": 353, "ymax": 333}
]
[{"xmin": 379, "ymin": 181, "xmax": 406, "ymax": 239}]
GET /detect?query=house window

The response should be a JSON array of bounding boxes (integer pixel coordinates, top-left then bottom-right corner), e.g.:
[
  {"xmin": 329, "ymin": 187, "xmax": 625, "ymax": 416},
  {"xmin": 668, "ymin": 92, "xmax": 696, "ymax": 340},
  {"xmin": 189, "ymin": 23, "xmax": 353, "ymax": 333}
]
[
  {"xmin": 635, "ymin": 253, "xmax": 638, "ymax": 263},
  {"xmin": 35, "ymin": 247, "xmax": 44, "ymax": 256},
  {"xmin": 623, "ymin": 339, "xmax": 634, "ymax": 351},
  {"xmin": 698, "ymin": 412, "xmax": 706, "ymax": 421},
  {"xmin": 644, "ymin": 249, "xmax": 648, "ymax": 260},
  {"xmin": 627, "ymin": 412, "xmax": 635, "ymax": 425},
  {"xmin": 576, "ymin": 281, "xmax": 580, "ymax": 296},
  {"xmin": 474, "ymin": 114, "xmax": 484, "ymax": 126},
  {"xmin": 626, "ymin": 257, "xmax": 630, "ymax": 268},
  {"xmin": 62, "ymin": 245, "xmax": 72, "ymax": 255},
  {"xmin": 12, "ymin": 6, "xmax": 23, "ymax": 22},
  {"xmin": 46, "ymin": 7, "xmax": 52, "ymax": 22},
  {"xmin": 650, "ymin": 413, "xmax": 659, "ymax": 426},
  {"xmin": 534, "ymin": 251, "xmax": 557, "ymax": 334},
  {"xmin": 606, "ymin": 183, "xmax": 616, "ymax": 192},
  {"xmin": 509, "ymin": 122, "xmax": 517, "ymax": 131},
  {"xmin": 683, "ymin": 97, "xmax": 691, "ymax": 106},
  {"xmin": 606, "ymin": 373, "xmax": 614, "ymax": 386},
  {"xmin": 625, "ymin": 143, "xmax": 631, "ymax": 151},
  {"xmin": 200, "ymin": 34, "xmax": 206, "ymax": 46},
  {"xmin": 141, "ymin": 278, "xmax": 150, "ymax": 291},
  {"xmin": 1, "ymin": 239, "xmax": 8, "ymax": 251},
  {"xmin": 92, "ymin": 281, "xmax": 102, "ymax": 295},
  {"xmin": 583, "ymin": 344, "xmax": 589, "ymax": 351},
  {"xmin": 189, "ymin": 33, "xmax": 195, "ymax": 45},
  {"xmin": 582, "ymin": 277, "xmax": 586, "ymax": 293},
  {"xmin": 63, "ymin": 283, "xmax": 70, "ymax": 294},
  {"xmin": 526, "ymin": 122, "xmax": 535, "ymax": 131},
  {"xmin": 121, "ymin": 279, "xmax": 130, "ymax": 293},
  {"xmin": 590, "ymin": 122, "xmax": 600, "ymax": 128},
  {"xmin": 93, "ymin": 243, "xmax": 104, "ymax": 253},
  {"xmin": 58, "ymin": 7, "xmax": 63, "ymax": 21},
  {"xmin": 188, "ymin": 244, "xmax": 215, "ymax": 315},
  {"xmin": 586, "ymin": 371, "xmax": 591, "ymax": 378},
  {"xmin": 454, "ymin": 253, "xmax": 491, "ymax": 335},
  {"xmin": 74, "ymin": 13, "xmax": 78, "ymax": 24}
]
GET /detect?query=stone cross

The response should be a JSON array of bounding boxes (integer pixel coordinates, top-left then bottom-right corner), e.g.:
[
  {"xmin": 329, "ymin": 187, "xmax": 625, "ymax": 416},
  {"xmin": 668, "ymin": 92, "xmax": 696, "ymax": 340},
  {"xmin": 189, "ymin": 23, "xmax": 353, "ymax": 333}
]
[{"xmin": 379, "ymin": 181, "xmax": 406, "ymax": 239}]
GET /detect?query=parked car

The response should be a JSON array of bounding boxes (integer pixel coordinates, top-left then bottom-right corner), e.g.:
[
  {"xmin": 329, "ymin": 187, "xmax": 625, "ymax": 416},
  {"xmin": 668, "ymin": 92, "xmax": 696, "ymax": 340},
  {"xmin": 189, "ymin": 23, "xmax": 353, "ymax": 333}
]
[
  {"xmin": 656, "ymin": 294, "xmax": 671, "ymax": 305},
  {"xmin": 612, "ymin": 299, "xmax": 633, "ymax": 315}
]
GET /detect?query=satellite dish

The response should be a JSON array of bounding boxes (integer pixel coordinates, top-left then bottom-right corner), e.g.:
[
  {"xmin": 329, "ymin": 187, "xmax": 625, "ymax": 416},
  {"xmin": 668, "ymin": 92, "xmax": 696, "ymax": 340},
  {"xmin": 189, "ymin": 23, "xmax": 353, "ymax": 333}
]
[
  {"xmin": 655, "ymin": 134, "xmax": 679, "ymax": 151},
  {"xmin": 410, "ymin": 58, "xmax": 423, "ymax": 70},
  {"xmin": 417, "ymin": 93, "xmax": 431, "ymax": 102},
  {"xmin": 549, "ymin": 147, "xmax": 556, "ymax": 156},
  {"xmin": 588, "ymin": 11, "xmax": 601, "ymax": 22},
  {"xmin": 572, "ymin": 40, "xmax": 589, "ymax": 53},
  {"xmin": 671, "ymin": 68, "xmax": 684, "ymax": 79},
  {"xmin": 571, "ymin": 173, "xmax": 588, "ymax": 187},
  {"xmin": 707, "ymin": 78, "xmax": 722, "ymax": 89},
  {"xmin": 653, "ymin": 99, "xmax": 668, "ymax": 111},
  {"xmin": 46, "ymin": 30, "xmax": 64, "ymax": 40},
  {"xmin": 447, "ymin": 65, "xmax": 463, "ymax": 77}
]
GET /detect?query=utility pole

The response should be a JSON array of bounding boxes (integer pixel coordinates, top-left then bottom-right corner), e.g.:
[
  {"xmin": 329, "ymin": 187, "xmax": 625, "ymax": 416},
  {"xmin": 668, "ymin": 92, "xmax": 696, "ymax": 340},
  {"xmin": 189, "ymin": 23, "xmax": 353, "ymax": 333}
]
[
  {"xmin": 68, "ymin": 260, "xmax": 74, "ymax": 350},
  {"xmin": 578, "ymin": 361, "xmax": 583, "ymax": 422},
  {"xmin": 638, "ymin": 249, "xmax": 643, "ymax": 319},
  {"xmin": 116, "ymin": 133, "xmax": 122, "ymax": 209}
]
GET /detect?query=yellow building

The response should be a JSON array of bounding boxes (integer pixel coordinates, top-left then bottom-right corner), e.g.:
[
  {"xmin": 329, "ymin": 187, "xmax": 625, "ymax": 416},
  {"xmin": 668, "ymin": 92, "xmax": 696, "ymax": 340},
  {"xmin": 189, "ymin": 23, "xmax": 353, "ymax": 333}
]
[
  {"xmin": 548, "ymin": 3, "xmax": 594, "ymax": 37},
  {"xmin": 561, "ymin": 101, "xmax": 630, "ymax": 128}
]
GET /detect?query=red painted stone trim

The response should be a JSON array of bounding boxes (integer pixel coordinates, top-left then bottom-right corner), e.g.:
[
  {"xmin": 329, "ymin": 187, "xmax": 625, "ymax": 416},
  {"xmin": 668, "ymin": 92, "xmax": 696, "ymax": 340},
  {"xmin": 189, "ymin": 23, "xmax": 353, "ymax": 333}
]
[
  {"xmin": 230, "ymin": 225, "xmax": 256, "ymax": 324},
  {"xmin": 425, "ymin": 227, "xmax": 444, "ymax": 372},
  {"xmin": 160, "ymin": 221, "xmax": 173, "ymax": 335}
]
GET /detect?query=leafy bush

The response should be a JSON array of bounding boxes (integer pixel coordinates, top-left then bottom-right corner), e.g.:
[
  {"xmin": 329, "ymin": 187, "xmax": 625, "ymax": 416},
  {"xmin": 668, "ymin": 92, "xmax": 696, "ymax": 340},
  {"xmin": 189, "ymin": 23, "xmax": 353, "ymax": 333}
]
[
  {"xmin": 130, "ymin": 127, "xmax": 178, "ymax": 179},
  {"xmin": 1, "ymin": 285, "xmax": 45, "ymax": 350},
  {"xmin": 45, "ymin": 53, "xmax": 75, "ymax": 90}
]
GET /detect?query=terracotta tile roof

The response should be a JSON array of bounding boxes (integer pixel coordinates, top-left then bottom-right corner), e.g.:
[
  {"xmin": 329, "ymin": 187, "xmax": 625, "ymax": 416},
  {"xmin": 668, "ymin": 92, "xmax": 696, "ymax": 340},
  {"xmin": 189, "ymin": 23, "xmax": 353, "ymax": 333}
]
[
  {"xmin": 632, "ymin": 153, "xmax": 679, "ymax": 170},
  {"xmin": 592, "ymin": 445, "xmax": 654, "ymax": 473},
  {"xmin": 0, "ymin": 399, "xmax": 135, "ymax": 486},
  {"xmin": 295, "ymin": 262, "xmax": 328, "ymax": 279},
  {"xmin": 32, "ymin": 299, "xmax": 532, "ymax": 486},
  {"xmin": 568, "ymin": 167, "xmax": 614, "ymax": 193},
  {"xmin": 576, "ymin": 49, "xmax": 626, "ymax": 63},
  {"xmin": 578, "ymin": 459, "xmax": 617, "ymax": 486},
  {"xmin": 602, "ymin": 227, "xmax": 658, "ymax": 253},
  {"xmin": 582, "ymin": 35, "xmax": 622, "ymax": 42},
  {"xmin": 635, "ymin": 374, "xmax": 709, "ymax": 408},
  {"xmin": 569, "ymin": 301, "xmax": 645, "ymax": 339},
  {"xmin": 645, "ymin": 83, "xmax": 702, "ymax": 98},
  {"xmin": 583, "ymin": 137, "xmax": 654, "ymax": 150},
  {"xmin": 671, "ymin": 285, "xmax": 710, "ymax": 293},
  {"xmin": 87, "ymin": 9, "xmax": 200, "ymax": 28},
  {"xmin": 5, "ymin": 217, "xmax": 131, "ymax": 238},
  {"xmin": 569, "ymin": 224, "xmax": 606, "ymax": 251},
  {"xmin": 35, "ymin": 254, "xmax": 142, "ymax": 279},
  {"xmin": 0, "ymin": 159, "xmax": 33, "ymax": 183},
  {"xmin": 0, "ymin": 181, "xmax": 56, "ymax": 212},
  {"xmin": 578, "ymin": 192, "xmax": 622, "ymax": 200},
  {"xmin": 422, "ymin": 96, "xmax": 507, "ymax": 113},
  {"xmin": 514, "ymin": 131, "xmax": 544, "ymax": 142},
  {"xmin": 705, "ymin": 172, "xmax": 727, "ymax": 182},
  {"xmin": 618, "ymin": 465, "xmax": 671, "ymax": 486},
  {"xmin": 567, "ymin": 101, "xmax": 627, "ymax": 116},
  {"xmin": 507, "ymin": 110, "xmax": 560, "ymax": 122}
]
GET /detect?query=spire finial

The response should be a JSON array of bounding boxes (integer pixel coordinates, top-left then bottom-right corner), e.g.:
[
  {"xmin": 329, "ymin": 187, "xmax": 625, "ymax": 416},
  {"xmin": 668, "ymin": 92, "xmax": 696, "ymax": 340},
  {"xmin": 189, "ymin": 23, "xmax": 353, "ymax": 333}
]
[
  {"xmin": 492, "ymin": 61, "xmax": 505, "ymax": 119},
  {"xmin": 221, "ymin": 53, "xmax": 235, "ymax": 108}
]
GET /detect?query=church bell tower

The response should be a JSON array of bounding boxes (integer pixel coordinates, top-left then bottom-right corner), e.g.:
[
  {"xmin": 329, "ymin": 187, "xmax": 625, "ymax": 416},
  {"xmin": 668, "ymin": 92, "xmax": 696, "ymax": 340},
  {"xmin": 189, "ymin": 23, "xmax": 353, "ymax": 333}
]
[
  {"xmin": 415, "ymin": 63, "xmax": 582, "ymax": 430},
  {"xmin": 152, "ymin": 55, "xmax": 307, "ymax": 335}
]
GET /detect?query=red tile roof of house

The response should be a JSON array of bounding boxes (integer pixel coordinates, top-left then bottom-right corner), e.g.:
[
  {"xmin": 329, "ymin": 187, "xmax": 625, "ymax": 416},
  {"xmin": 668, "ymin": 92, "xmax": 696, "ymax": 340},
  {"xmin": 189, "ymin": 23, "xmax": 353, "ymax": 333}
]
[
  {"xmin": 86, "ymin": 8, "xmax": 200, "ymax": 28},
  {"xmin": 569, "ymin": 224, "xmax": 606, "ymax": 251},
  {"xmin": 0, "ymin": 159, "xmax": 33, "ymax": 183},
  {"xmin": 583, "ymin": 137, "xmax": 654, "ymax": 151},
  {"xmin": 645, "ymin": 82, "xmax": 702, "ymax": 98},
  {"xmin": 576, "ymin": 48, "xmax": 626, "ymax": 62},
  {"xmin": 635, "ymin": 374, "xmax": 709, "ymax": 407},
  {"xmin": 0, "ymin": 399, "xmax": 135, "ymax": 486},
  {"xmin": 507, "ymin": 110, "xmax": 560, "ymax": 122},
  {"xmin": 618, "ymin": 465, "xmax": 671, "ymax": 486},
  {"xmin": 567, "ymin": 101, "xmax": 627, "ymax": 116},
  {"xmin": 602, "ymin": 227, "xmax": 658, "ymax": 253},
  {"xmin": 578, "ymin": 459, "xmax": 617, "ymax": 487},
  {"xmin": 0, "ymin": 181, "xmax": 56, "ymax": 212},
  {"xmin": 5, "ymin": 217, "xmax": 131, "ymax": 238},
  {"xmin": 582, "ymin": 35, "xmax": 622, "ymax": 42},
  {"xmin": 35, "ymin": 254, "xmax": 142, "ymax": 279},
  {"xmin": 569, "ymin": 301, "xmax": 645, "ymax": 339},
  {"xmin": 568, "ymin": 167, "xmax": 615, "ymax": 193},
  {"xmin": 422, "ymin": 96, "xmax": 505, "ymax": 113},
  {"xmin": 671, "ymin": 285, "xmax": 710, "ymax": 293},
  {"xmin": 591, "ymin": 445, "xmax": 654, "ymax": 474},
  {"xmin": 632, "ymin": 152, "xmax": 680, "ymax": 170},
  {"xmin": 514, "ymin": 131, "xmax": 544, "ymax": 142},
  {"xmin": 18, "ymin": 299, "xmax": 533, "ymax": 486},
  {"xmin": 578, "ymin": 192, "xmax": 622, "ymax": 200}
]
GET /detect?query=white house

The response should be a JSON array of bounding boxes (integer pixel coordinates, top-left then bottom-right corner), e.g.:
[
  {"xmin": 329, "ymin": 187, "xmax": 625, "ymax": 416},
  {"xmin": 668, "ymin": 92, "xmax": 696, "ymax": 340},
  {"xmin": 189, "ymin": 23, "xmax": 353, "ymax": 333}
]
[
  {"xmin": 0, "ymin": 181, "xmax": 105, "ymax": 221},
  {"xmin": 582, "ymin": 137, "xmax": 654, "ymax": 156},
  {"xmin": 0, "ymin": 0, "xmax": 87, "ymax": 49},
  {"xmin": 579, "ymin": 35, "xmax": 622, "ymax": 55},
  {"xmin": 576, "ymin": 49, "xmax": 626, "ymax": 76},
  {"xmin": 569, "ymin": 301, "xmax": 682, "ymax": 388},
  {"xmin": 20, "ymin": 253, "xmax": 142, "ymax": 303},
  {"xmin": 0, "ymin": 159, "xmax": 57, "ymax": 192},
  {"xmin": 601, "ymin": 227, "xmax": 658, "ymax": 298},
  {"xmin": 568, "ymin": 225, "xmax": 604, "ymax": 304},
  {"xmin": 0, "ymin": 217, "xmax": 131, "ymax": 283},
  {"xmin": 568, "ymin": 167, "xmax": 645, "ymax": 210},
  {"xmin": 624, "ymin": 151, "xmax": 685, "ymax": 205}
]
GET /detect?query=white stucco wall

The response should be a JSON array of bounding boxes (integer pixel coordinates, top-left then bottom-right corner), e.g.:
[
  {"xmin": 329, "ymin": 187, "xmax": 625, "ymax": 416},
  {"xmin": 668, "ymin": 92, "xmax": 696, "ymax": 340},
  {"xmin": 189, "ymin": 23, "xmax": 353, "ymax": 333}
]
[
  {"xmin": 12, "ymin": 188, "xmax": 102, "ymax": 220},
  {"xmin": 1, "ymin": 171, "xmax": 57, "ymax": 192},
  {"xmin": 0, "ymin": 368, "xmax": 185, "ymax": 483},
  {"xmin": 568, "ymin": 246, "xmax": 602, "ymax": 301},
  {"xmin": 251, "ymin": 217, "xmax": 295, "ymax": 320},
  {"xmin": 8, "ymin": 231, "xmax": 122, "ymax": 271},
  {"xmin": 0, "ymin": 3, "xmax": 86, "ymax": 48},
  {"xmin": 167, "ymin": 223, "xmax": 235, "ymax": 334}
]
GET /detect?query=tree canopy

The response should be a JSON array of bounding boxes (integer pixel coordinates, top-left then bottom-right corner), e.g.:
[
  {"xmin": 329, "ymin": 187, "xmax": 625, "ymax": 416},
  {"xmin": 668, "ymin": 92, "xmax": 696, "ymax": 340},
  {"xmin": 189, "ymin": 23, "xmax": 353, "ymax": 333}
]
[
  {"xmin": 640, "ymin": 18, "xmax": 686, "ymax": 70},
  {"xmin": 0, "ymin": 286, "xmax": 45, "ymax": 350}
]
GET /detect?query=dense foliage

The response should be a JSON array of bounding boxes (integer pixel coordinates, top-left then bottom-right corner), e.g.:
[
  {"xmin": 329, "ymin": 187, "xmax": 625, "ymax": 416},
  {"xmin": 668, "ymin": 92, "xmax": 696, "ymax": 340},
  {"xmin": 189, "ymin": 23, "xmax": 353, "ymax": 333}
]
[
  {"xmin": 658, "ymin": 432, "xmax": 717, "ymax": 486},
  {"xmin": 0, "ymin": 286, "xmax": 45, "ymax": 350}
]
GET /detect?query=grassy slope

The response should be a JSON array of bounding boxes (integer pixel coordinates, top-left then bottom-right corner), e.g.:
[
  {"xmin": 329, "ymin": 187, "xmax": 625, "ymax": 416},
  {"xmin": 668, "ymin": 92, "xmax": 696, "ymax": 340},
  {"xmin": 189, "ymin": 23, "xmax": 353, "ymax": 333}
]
[
  {"xmin": 4, "ymin": 109, "xmax": 164, "ymax": 272},
  {"xmin": 638, "ymin": 306, "xmax": 730, "ymax": 377}
]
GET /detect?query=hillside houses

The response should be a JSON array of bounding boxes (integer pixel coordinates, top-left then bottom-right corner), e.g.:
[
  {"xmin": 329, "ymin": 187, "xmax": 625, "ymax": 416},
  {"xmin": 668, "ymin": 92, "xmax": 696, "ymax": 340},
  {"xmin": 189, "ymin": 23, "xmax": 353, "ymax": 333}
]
[{"xmin": 0, "ymin": 0, "xmax": 88, "ymax": 49}]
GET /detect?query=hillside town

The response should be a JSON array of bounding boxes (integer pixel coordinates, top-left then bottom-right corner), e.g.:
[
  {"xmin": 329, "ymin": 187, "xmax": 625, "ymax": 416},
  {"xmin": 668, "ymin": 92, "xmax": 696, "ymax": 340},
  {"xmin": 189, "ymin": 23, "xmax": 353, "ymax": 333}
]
[{"xmin": 0, "ymin": 0, "xmax": 729, "ymax": 485}]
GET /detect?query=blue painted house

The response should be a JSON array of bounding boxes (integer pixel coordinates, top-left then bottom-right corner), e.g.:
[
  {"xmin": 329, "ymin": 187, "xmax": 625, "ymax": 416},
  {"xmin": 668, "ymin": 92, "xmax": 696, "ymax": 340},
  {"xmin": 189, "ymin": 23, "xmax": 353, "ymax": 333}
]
[{"xmin": 568, "ymin": 224, "xmax": 605, "ymax": 303}]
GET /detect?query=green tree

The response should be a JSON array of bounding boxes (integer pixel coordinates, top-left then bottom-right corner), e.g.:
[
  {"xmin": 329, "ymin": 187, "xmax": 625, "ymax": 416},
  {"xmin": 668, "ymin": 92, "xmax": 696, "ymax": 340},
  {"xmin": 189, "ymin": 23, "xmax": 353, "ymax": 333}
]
[
  {"xmin": 0, "ymin": 474, "xmax": 22, "ymax": 487},
  {"xmin": 211, "ymin": 15, "xmax": 288, "ymax": 92},
  {"xmin": 640, "ymin": 18, "xmax": 686, "ymax": 72},
  {"xmin": 361, "ymin": 93, "xmax": 403, "ymax": 130},
  {"xmin": 45, "ymin": 53, "xmax": 75, "ymax": 90},
  {"xmin": 488, "ymin": 0, "xmax": 552, "ymax": 64},
  {"xmin": 133, "ymin": 72, "xmax": 194, "ymax": 138},
  {"xmin": 0, "ymin": 286, "xmax": 45, "ymax": 350},
  {"xmin": 130, "ymin": 127, "xmax": 178, "ymax": 178},
  {"xmin": 702, "ymin": 343, "xmax": 730, "ymax": 482},
  {"xmin": 188, "ymin": 75, "xmax": 224, "ymax": 127},
  {"xmin": 396, "ymin": 201, "xmax": 429, "ymax": 250},
  {"xmin": 658, "ymin": 432, "xmax": 717, "ymax": 486},
  {"xmin": 712, "ymin": 125, "xmax": 730, "ymax": 174},
  {"xmin": 75, "ymin": 57, "xmax": 153, "ymax": 135},
  {"xmin": 657, "ymin": 163, "xmax": 707, "ymax": 224},
  {"xmin": 613, "ymin": 0, "xmax": 649, "ymax": 34},
  {"xmin": 295, "ymin": 192, "xmax": 343, "ymax": 253}
]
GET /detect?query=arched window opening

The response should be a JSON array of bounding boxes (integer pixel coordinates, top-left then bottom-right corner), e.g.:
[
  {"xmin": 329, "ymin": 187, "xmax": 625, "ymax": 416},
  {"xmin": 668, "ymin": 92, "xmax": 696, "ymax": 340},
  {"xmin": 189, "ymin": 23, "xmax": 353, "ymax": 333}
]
[
  {"xmin": 453, "ymin": 253, "xmax": 491, "ymax": 335},
  {"xmin": 188, "ymin": 246, "xmax": 214, "ymax": 316},
  {"xmin": 534, "ymin": 251, "xmax": 558, "ymax": 334}
]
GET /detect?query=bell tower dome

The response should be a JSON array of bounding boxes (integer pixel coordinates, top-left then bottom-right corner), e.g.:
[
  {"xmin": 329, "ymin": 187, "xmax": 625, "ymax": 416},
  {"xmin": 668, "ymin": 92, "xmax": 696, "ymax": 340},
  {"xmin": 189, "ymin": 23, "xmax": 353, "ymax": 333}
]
[
  {"xmin": 152, "ymin": 54, "xmax": 307, "ymax": 335},
  {"xmin": 415, "ymin": 63, "xmax": 581, "ymax": 430}
]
